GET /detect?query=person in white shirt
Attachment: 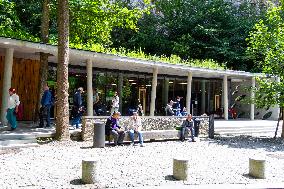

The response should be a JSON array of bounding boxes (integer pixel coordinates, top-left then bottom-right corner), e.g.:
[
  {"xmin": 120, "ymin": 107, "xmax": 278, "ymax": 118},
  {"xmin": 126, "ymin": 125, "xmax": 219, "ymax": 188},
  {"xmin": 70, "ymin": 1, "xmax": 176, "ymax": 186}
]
[
  {"xmin": 111, "ymin": 91, "xmax": 119, "ymax": 115},
  {"xmin": 6, "ymin": 88, "xmax": 20, "ymax": 131},
  {"xmin": 128, "ymin": 111, "xmax": 144, "ymax": 147}
]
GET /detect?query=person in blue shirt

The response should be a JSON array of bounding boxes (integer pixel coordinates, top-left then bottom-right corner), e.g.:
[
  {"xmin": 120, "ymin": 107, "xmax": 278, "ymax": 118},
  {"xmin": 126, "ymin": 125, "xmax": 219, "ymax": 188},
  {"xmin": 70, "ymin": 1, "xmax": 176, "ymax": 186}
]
[
  {"xmin": 39, "ymin": 85, "xmax": 52, "ymax": 128},
  {"xmin": 72, "ymin": 87, "xmax": 84, "ymax": 129},
  {"xmin": 105, "ymin": 112, "xmax": 125, "ymax": 146}
]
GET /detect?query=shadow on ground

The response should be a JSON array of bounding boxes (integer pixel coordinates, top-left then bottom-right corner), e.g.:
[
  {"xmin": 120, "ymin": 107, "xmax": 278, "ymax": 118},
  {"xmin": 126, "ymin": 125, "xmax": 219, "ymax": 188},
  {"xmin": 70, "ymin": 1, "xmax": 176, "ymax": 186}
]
[
  {"xmin": 210, "ymin": 135, "xmax": 284, "ymax": 152},
  {"xmin": 70, "ymin": 179, "xmax": 83, "ymax": 185},
  {"xmin": 164, "ymin": 175, "xmax": 177, "ymax": 181}
]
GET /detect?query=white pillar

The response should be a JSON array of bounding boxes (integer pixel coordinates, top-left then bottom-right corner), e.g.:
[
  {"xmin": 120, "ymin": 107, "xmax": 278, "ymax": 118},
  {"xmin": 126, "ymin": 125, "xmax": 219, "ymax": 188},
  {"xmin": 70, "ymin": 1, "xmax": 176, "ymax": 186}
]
[
  {"xmin": 223, "ymin": 75, "xmax": 228, "ymax": 120},
  {"xmin": 163, "ymin": 78, "xmax": 169, "ymax": 106},
  {"xmin": 118, "ymin": 73, "xmax": 123, "ymax": 113},
  {"xmin": 186, "ymin": 72, "xmax": 192, "ymax": 114},
  {"xmin": 86, "ymin": 59, "xmax": 93, "ymax": 116},
  {"xmin": 1, "ymin": 48, "xmax": 14, "ymax": 124},
  {"xmin": 150, "ymin": 67, "xmax": 158, "ymax": 116},
  {"xmin": 201, "ymin": 80, "xmax": 206, "ymax": 114},
  {"xmin": 207, "ymin": 81, "xmax": 211, "ymax": 113},
  {"xmin": 250, "ymin": 77, "xmax": 255, "ymax": 120}
]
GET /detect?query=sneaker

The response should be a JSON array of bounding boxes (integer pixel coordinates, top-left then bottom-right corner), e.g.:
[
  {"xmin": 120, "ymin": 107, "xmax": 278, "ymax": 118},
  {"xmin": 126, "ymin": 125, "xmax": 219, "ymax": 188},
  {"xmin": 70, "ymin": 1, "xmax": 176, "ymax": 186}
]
[
  {"xmin": 130, "ymin": 142, "xmax": 135, "ymax": 146},
  {"xmin": 140, "ymin": 144, "xmax": 144, "ymax": 147},
  {"xmin": 8, "ymin": 127, "xmax": 16, "ymax": 131}
]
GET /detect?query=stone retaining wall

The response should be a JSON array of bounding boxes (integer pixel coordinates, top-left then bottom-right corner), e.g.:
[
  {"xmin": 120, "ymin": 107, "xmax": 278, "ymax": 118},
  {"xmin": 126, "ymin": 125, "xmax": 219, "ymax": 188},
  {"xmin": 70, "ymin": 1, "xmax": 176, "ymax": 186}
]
[{"xmin": 81, "ymin": 116, "xmax": 209, "ymax": 141}]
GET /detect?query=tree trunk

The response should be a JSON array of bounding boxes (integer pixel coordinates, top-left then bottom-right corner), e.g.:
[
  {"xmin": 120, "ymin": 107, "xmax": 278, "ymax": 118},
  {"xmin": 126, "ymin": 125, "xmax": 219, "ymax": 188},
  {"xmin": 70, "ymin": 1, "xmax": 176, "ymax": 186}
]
[
  {"xmin": 56, "ymin": 0, "xmax": 70, "ymax": 140},
  {"xmin": 35, "ymin": 0, "xmax": 50, "ymax": 123},
  {"xmin": 281, "ymin": 107, "xmax": 284, "ymax": 138}
]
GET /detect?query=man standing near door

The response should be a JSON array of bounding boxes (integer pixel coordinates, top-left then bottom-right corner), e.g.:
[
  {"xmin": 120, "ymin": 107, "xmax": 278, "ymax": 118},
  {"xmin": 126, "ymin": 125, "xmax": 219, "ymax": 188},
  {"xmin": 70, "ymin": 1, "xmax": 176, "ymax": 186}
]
[{"xmin": 39, "ymin": 85, "xmax": 52, "ymax": 128}]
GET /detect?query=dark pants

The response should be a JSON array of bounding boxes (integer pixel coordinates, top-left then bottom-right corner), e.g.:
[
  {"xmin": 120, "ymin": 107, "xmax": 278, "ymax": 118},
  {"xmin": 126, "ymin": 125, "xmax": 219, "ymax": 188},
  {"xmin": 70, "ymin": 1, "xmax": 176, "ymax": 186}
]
[
  {"xmin": 111, "ymin": 129, "xmax": 125, "ymax": 145},
  {"xmin": 39, "ymin": 105, "xmax": 51, "ymax": 127},
  {"xmin": 71, "ymin": 106, "xmax": 82, "ymax": 128},
  {"xmin": 180, "ymin": 126, "xmax": 195, "ymax": 141}
]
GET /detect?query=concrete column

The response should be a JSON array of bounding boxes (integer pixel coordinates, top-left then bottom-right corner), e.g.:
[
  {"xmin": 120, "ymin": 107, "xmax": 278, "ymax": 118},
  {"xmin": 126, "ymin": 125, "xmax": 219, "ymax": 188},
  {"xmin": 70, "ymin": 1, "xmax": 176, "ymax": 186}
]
[
  {"xmin": 223, "ymin": 75, "xmax": 228, "ymax": 120},
  {"xmin": 163, "ymin": 78, "xmax": 169, "ymax": 106},
  {"xmin": 250, "ymin": 77, "xmax": 255, "ymax": 120},
  {"xmin": 201, "ymin": 80, "xmax": 206, "ymax": 114},
  {"xmin": 118, "ymin": 73, "xmax": 123, "ymax": 113},
  {"xmin": 1, "ymin": 48, "xmax": 14, "ymax": 124},
  {"xmin": 150, "ymin": 67, "xmax": 158, "ymax": 116},
  {"xmin": 86, "ymin": 59, "xmax": 93, "ymax": 116},
  {"xmin": 186, "ymin": 72, "xmax": 192, "ymax": 114},
  {"xmin": 207, "ymin": 81, "xmax": 211, "ymax": 113}
]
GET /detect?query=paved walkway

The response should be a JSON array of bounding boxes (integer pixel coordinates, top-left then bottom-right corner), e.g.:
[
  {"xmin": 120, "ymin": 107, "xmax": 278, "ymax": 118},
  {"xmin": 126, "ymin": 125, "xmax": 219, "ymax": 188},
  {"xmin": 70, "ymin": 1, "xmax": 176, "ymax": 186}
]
[
  {"xmin": 0, "ymin": 119, "xmax": 281, "ymax": 142},
  {"xmin": 133, "ymin": 183, "xmax": 284, "ymax": 189}
]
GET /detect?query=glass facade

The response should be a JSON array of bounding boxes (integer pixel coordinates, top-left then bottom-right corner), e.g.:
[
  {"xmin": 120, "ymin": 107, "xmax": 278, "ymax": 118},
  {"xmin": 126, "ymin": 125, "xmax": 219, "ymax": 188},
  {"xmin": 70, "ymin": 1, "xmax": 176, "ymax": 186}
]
[{"xmin": 47, "ymin": 64, "xmax": 224, "ymax": 116}]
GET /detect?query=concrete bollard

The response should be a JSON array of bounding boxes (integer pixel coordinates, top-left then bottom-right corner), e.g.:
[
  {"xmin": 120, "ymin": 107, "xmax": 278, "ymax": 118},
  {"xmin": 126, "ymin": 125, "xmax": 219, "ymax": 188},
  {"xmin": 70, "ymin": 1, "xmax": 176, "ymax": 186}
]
[
  {"xmin": 173, "ymin": 158, "xmax": 189, "ymax": 180},
  {"xmin": 82, "ymin": 159, "xmax": 98, "ymax": 184},
  {"xmin": 249, "ymin": 157, "xmax": 266, "ymax": 179}
]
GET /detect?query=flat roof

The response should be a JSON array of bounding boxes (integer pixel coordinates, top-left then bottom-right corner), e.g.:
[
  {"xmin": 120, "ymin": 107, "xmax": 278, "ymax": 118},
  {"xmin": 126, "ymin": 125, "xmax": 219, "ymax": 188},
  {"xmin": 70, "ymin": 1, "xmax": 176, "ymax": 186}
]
[{"xmin": 0, "ymin": 37, "xmax": 261, "ymax": 79}]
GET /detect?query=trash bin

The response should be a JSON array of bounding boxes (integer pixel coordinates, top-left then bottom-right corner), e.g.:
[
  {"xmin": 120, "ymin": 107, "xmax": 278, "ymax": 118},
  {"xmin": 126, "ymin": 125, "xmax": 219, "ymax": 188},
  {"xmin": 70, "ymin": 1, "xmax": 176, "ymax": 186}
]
[
  {"xmin": 93, "ymin": 122, "xmax": 105, "ymax": 148},
  {"xmin": 193, "ymin": 119, "xmax": 200, "ymax": 137}
]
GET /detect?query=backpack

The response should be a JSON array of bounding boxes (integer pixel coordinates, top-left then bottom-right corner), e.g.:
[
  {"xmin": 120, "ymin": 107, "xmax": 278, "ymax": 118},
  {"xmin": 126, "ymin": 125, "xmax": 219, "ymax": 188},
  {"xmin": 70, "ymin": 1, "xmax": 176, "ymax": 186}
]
[
  {"xmin": 16, "ymin": 103, "xmax": 24, "ymax": 120},
  {"xmin": 105, "ymin": 117, "xmax": 112, "ymax": 136}
]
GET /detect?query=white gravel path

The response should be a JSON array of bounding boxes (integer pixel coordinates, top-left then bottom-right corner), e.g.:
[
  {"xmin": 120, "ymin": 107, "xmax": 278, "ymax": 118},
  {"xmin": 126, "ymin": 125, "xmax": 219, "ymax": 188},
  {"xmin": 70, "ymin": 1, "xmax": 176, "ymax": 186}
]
[{"xmin": 0, "ymin": 136, "xmax": 284, "ymax": 188}]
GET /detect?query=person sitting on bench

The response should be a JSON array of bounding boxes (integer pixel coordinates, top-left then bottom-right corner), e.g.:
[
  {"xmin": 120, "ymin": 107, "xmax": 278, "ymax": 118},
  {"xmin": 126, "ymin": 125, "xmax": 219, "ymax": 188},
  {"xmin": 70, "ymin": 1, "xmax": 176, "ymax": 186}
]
[
  {"xmin": 180, "ymin": 114, "xmax": 195, "ymax": 142},
  {"xmin": 105, "ymin": 112, "xmax": 125, "ymax": 146},
  {"xmin": 128, "ymin": 111, "xmax": 144, "ymax": 147}
]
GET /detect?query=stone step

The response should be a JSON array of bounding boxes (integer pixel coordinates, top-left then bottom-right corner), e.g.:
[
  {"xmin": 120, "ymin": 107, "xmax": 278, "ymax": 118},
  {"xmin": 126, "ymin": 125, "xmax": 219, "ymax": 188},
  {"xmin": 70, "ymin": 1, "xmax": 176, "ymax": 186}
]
[
  {"xmin": 0, "ymin": 133, "xmax": 37, "ymax": 140},
  {"xmin": 215, "ymin": 127, "xmax": 276, "ymax": 132},
  {"xmin": 215, "ymin": 125, "xmax": 277, "ymax": 129},
  {"xmin": 215, "ymin": 129, "xmax": 281, "ymax": 135},
  {"xmin": 0, "ymin": 142, "xmax": 39, "ymax": 150},
  {"xmin": 0, "ymin": 138, "xmax": 37, "ymax": 146},
  {"xmin": 0, "ymin": 137, "xmax": 39, "ymax": 149}
]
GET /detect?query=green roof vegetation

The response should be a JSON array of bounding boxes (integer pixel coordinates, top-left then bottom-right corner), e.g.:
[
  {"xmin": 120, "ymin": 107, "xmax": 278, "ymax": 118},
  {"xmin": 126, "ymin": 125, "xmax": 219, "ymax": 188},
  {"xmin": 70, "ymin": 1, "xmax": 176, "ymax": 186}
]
[{"xmin": 70, "ymin": 43, "xmax": 226, "ymax": 70}]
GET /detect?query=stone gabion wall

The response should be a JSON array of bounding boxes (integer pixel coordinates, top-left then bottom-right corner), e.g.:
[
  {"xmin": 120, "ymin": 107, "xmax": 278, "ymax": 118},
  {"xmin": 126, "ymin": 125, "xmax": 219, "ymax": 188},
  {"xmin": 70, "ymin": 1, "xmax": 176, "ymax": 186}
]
[{"xmin": 81, "ymin": 116, "xmax": 209, "ymax": 141}]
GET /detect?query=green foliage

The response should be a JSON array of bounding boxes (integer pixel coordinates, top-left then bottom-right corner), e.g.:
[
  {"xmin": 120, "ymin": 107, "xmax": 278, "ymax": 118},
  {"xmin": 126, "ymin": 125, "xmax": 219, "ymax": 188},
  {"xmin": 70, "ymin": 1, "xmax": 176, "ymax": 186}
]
[
  {"xmin": 0, "ymin": 0, "xmax": 39, "ymax": 41},
  {"xmin": 69, "ymin": 43, "xmax": 225, "ymax": 69},
  {"xmin": 247, "ymin": 1, "xmax": 284, "ymax": 108},
  {"xmin": 111, "ymin": 0, "xmax": 267, "ymax": 71},
  {"xmin": 0, "ymin": 0, "xmax": 224, "ymax": 70}
]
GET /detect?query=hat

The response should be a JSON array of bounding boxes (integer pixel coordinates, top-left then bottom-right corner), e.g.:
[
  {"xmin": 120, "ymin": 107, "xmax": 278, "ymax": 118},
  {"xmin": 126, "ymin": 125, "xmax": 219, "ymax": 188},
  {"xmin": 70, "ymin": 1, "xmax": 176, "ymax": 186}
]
[{"xmin": 9, "ymin": 88, "xmax": 16, "ymax": 94}]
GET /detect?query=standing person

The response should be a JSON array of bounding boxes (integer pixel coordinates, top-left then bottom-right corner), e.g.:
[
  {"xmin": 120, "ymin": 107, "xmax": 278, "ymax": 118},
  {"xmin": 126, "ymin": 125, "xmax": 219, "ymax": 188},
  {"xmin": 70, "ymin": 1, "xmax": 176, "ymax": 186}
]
[
  {"xmin": 39, "ymin": 85, "xmax": 52, "ymax": 128},
  {"xmin": 105, "ymin": 112, "xmax": 125, "ymax": 146},
  {"xmin": 128, "ymin": 111, "xmax": 144, "ymax": 147},
  {"xmin": 110, "ymin": 91, "xmax": 119, "ymax": 115},
  {"xmin": 6, "ymin": 88, "xmax": 20, "ymax": 131},
  {"xmin": 173, "ymin": 96, "xmax": 182, "ymax": 116},
  {"xmin": 180, "ymin": 114, "xmax": 195, "ymax": 142},
  {"xmin": 72, "ymin": 87, "xmax": 84, "ymax": 129},
  {"xmin": 93, "ymin": 88, "xmax": 100, "ymax": 115},
  {"xmin": 165, "ymin": 100, "xmax": 175, "ymax": 116}
]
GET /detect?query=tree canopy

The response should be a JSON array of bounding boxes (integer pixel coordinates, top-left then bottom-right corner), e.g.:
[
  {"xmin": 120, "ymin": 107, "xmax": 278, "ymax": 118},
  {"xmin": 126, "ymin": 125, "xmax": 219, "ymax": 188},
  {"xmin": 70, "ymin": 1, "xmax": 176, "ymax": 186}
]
[
  {"xmin": 247, "ymin": 0, "xmax": 284, "ymax": 137},
  {"xmin": 111, "ymin": 0, "xmax": 267, "ymax": 71},
  {"xmin": 0, "ymin": 0, "xmax": 271, "ymax": 71}
]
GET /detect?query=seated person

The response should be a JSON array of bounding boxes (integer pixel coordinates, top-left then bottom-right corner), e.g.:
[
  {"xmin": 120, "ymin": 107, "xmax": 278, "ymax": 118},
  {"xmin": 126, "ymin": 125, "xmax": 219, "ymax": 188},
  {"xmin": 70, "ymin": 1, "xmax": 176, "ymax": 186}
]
[
  {"xmin": 105, "ymin": 112, "xmax": 125, "ymax": 146},
  {"xmin": 180, "ymin": 114, "xmax": 195, "ymax": 142},
  {"xmin": 165, "ymin": 100, "xmax": 175, "ymax": 116},
  {"xmin": 181, "ymin": 107, "xmax": 188, "ymax": 116},
  {"xmin": 128, "ymin": 111, "xmax": 144, "ymax": 147}
]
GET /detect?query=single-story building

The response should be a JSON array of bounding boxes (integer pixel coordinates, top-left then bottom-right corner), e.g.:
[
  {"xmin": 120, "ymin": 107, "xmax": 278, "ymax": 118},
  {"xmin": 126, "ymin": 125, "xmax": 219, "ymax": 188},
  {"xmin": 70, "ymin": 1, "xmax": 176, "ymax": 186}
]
[{"xmin": 0, "ymin": 37, "xmax": 279, "ymax": 123}]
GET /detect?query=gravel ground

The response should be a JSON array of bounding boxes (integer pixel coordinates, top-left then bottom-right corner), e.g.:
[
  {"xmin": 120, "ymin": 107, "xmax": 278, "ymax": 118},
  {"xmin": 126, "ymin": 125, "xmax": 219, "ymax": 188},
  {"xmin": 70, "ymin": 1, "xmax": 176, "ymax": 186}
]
[{"xmin": 0, "ymin": 136, "xmax": 284, "ymax": 189}]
